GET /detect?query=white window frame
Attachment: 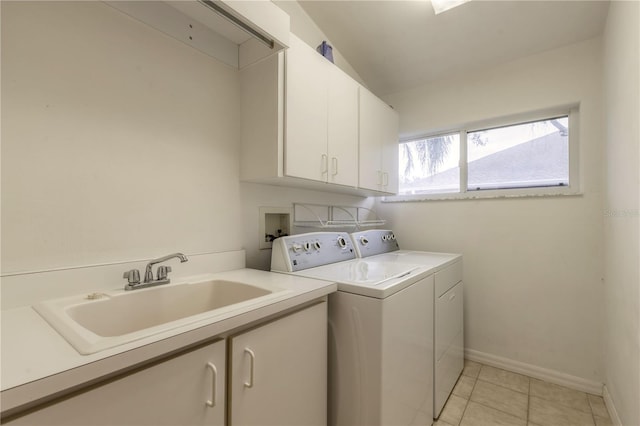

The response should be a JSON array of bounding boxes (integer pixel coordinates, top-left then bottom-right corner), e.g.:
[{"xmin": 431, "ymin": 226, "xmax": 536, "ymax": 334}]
[{"xmin": 385, "ymin": 105, "xmax": 581, "ymax": 202}]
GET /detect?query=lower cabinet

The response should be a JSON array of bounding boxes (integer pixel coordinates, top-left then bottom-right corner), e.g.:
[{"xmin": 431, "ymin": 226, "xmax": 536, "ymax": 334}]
[
  {"xmin": 6, "ymin": 301, "xmax": 327, "ymax": 426},
  {"xmin": 229, "ymin": 301, "xmax": 327, "ymax": 425},
  {"xmin": 6, "ymin": 339, "xmax": 226, "ymax": 425}
]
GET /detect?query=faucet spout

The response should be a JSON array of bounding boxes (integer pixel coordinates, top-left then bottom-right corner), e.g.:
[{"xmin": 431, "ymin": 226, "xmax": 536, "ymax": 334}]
[
  {"xmin": 124, "ymin": 252, "xmax": 188, "ymax": 291},
  {"xmin": 143, "ymin": 252, "xmax": 189, "ymax": 284}
]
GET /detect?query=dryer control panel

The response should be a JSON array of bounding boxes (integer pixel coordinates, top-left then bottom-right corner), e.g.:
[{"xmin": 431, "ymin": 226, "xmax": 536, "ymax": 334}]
[
  {"xmin": 351, "ymin": 229, "xmax": 400, "ymax": 258},
  {"xmin": 271, "ymin": 232, "xmax": 356, "ymax": 272}
]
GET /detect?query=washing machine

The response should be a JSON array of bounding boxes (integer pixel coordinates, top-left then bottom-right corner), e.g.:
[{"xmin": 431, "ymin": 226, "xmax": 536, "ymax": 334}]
[
  {"xmin": 271, "ymin": 231, "xmax": 434, "ymax": 426},
  {"xmin": 351, "ymin": 229, "xmax": 464, "ymax": 419}
]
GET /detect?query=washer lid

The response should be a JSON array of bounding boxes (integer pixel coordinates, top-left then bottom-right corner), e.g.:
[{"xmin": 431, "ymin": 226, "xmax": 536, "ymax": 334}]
[
  {"xmin": 287, "ymin": 259, "xmax": 430, "ymax": 298},
  {"xmin": 367, "ymin": 251, "xmax": 462, "ymax": 273}
]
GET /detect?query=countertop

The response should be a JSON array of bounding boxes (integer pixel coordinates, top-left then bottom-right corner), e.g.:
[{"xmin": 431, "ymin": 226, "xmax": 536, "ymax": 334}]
[{"xmin": 1, "ymin": 268, "xmax": 336, "ymax": 415}]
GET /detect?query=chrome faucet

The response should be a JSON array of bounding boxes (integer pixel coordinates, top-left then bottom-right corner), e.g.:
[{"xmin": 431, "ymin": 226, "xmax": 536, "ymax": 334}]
[{"xmin": 123, "ymin": 252, "xmax": 188, "ymax": 291}]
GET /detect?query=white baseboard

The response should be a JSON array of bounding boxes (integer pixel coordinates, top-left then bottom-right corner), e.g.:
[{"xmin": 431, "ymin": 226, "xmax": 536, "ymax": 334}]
[
  {"xmin": 602, "ymin": 385, "xmax": 623, "ymax": 426},
  {"xmin": 465, "ymin": 348, "xmax": 603, "ymax": 395}
]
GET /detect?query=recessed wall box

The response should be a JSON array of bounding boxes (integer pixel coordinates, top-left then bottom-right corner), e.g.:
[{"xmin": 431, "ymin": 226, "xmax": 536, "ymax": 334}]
[{"xmin": 259, "ymin": 207, "xmax": 292, "ymax": 250}]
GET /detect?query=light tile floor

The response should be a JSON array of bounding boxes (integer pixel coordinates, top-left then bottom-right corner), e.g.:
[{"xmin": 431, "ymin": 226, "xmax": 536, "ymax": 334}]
[{"xmin": 435, "ymin": 360, "xmax": 613, "ymax": 426}]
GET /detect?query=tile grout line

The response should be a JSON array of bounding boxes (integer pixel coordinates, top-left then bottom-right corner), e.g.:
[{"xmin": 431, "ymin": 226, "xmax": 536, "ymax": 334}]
[
  {"xmin": 588, "ymin": 395, "xmax": 597, "ymax": 426},
  {"xmin": 470, "ymin": 381, "xmax": 531, "ymax": 422},
  {"xmin": 457, "ymin": 366, "xmax": 481, "ymax": 425},
  {"xmin": 475, "ymin": 377, "xmax": 529, "ymax": 396},
  {"xmin": 527, "ymin": 375, "xmax": 531, "ymax": 425}
]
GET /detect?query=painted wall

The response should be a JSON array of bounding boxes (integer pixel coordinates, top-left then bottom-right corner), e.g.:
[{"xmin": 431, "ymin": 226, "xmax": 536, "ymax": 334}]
[
  {"xmin": 376, "ymin": 38, "xmax": 605, "ymax": 385},
  {"xmin": 1, "ymin": 1, "xmax": 243, "ymax": 273},
  {"xmin": 1, "ymin": 2, "xmax": 367, "ymax": 282},
  {"xmin": 273, "ymin": 0, "xmax": 367, "ymax": 87},
  {"xmin": 602, "ymin": 1, "xmax": 640, "ymax": 424}
]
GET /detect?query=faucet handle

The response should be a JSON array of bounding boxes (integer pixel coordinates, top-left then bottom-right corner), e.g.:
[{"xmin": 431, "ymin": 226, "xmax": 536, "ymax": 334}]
[
  {"xmin": 157, "ymin": 265, "xmax": 172, "ymax": 281},
  {"xmin": 123, "ymin": 269, "xmax": 141, "ymax": 285}
]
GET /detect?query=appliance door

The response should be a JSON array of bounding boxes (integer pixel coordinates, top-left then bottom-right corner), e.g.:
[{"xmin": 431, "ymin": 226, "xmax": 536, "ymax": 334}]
[
  {"xmin": 434, "ymin": 280, "xmax": 464, "ymax": 417},
  {"xmin": 329, "ymin": 274, "xmax": 434, "ymax": 426}
]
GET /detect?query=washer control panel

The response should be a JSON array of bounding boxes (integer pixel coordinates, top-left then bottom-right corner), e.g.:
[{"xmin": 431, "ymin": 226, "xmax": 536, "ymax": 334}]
[
  {"xmin": 351, "ymin": 229, "xmax": 399, "ymax": 258},
  {"xmin": 271, "ymin": 232, "xmax": 356, "ymax": 272}
]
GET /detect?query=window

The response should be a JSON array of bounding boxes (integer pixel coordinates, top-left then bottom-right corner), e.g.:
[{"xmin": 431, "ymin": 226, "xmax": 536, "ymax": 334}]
[
  {"xmin": 399, "ymin": 133, "xmax": 461, "ymax": 194},
  {"xmin": 395, "ymin": 109, "xmax": 578, "ymax": 200}
]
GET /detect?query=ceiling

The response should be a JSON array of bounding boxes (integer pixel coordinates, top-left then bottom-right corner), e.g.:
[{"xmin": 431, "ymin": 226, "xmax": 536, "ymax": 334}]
[{"xmin": 299, "ymin": 0, "xmax": 610, "ymax": 96}]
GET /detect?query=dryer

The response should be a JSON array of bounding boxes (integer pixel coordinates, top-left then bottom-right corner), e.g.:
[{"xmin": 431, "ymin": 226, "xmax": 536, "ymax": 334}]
[
  {"xmin": 271, "ymin": 231, "xmax": 434, "ymax": 426},
  {"xmin": 351, "ymin": 229, "xmax": 464, "ymax": 419}
]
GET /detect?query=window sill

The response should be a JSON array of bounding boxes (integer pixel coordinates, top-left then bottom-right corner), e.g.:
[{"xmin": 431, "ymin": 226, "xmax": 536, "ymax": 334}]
[{"xmin": 383, "ymin": 188, "xmax": 583, "ymax": 203}]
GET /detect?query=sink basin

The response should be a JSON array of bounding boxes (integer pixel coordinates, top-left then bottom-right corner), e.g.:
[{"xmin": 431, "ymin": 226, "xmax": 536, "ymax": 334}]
[
  {"xmin": 68, "ymin": 280, "xmax": 271, "ymax": 337},
  {"xmin": 34, "ymin": 279, "xmax": 287, "ymax": 354}
]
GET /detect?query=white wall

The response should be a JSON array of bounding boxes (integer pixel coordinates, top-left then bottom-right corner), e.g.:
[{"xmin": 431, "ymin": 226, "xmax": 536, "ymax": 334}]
[
  {"xmin": 603, "ymin": 1, "xmax": 640, "ymax": 424},
  {"xmin": 1, "ymin": 1, "xmax": 243, "ymax": 273},
  {"xmin": 273, "ymin": 0, "xmax": 367, "ymax": 87},
  {"xmin": 1, "ymin": 1, "xmax": 368, "ymax": 283},
  {"xmin": 376, "ymin": 38, "xmax": 605, "ymax": 386}
]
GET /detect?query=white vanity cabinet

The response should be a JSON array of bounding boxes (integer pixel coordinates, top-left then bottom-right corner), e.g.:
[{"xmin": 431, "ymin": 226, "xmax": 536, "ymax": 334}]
[
  {"xmin": 5, "ymin": 301, "xmax": 328, "ymax": 426},
  {"xmin": 229, "ymin": 301, "xmax": 327, "ymax": 426},
  {"xmin": 358, "ymin": 87, "xmax": 400, "ymax": 194},
  {"xmin": 6, "ymin": 339, "xmax": 227, "ymax": 426}
]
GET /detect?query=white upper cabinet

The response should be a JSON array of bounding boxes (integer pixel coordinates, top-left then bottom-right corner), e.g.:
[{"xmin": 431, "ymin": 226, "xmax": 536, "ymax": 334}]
[
  {"xmin": 359, "ymin": 87, "xmax": 399, "ymax": 194},
  {"xmin": 284, "ymin": 35, "xmax": 331, "ymax": 182},
  {"xmin": 240, "ymin": 33, "xmax": 397, "ymax": 196},
  {"xmin": 327, "ymin": 64, "xmax": 359, "ymax": 187},
  {"xmin": 284, "ymin": 34, "xmax": 358, "ymax": 187}
]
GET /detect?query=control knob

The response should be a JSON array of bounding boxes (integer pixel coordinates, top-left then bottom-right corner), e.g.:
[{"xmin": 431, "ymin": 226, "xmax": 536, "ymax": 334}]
[
  {"xmin": 337, "ymin": 236, "xmax": 347, "ymax": 249},
  {"xmin": 360, "ymin": 236, "xmax": 369, "ymax": 246},
  {"xmin": 313, "ymin": 241, "xmax": 322, "ymax": 250},
  {"xmin": 303, "ymin": 242, "xmax": 311, "ymax": 251},
  {"xmin": 291, "ymin": 243, "xmax": 303, "ymax": 253}
]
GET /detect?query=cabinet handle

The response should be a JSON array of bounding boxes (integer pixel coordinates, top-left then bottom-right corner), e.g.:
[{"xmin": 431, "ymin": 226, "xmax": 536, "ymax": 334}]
[
  {"xmin": 205, "ymin": 362, "xmax": 217, "ymax": 408},
  {"xmin": 244, "ymin": 348, "xmax": 256, "ymax": 388},
  {"xmin": 382, "ymin": 172, "xmax": 389, "ymax": 186},
  {"xmin": 331, "ymin": 157, "xmax": 338, "ymax": 176},
  {"xmin": 449, "ymin": 293, "xmax": 456, "ymax": 301},
  {"xmin": 321, "ymin": 154, "xmax": 328, "ymax": 175},
  {"xmin": 377, "ymin": 170, "xmax": 383, "ymax": 185}
]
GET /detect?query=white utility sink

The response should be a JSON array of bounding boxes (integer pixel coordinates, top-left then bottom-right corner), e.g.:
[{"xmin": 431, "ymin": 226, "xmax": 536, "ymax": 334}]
[{"xmin": 34, "ymin": 279, "xmax": 288, "ymax": 355}]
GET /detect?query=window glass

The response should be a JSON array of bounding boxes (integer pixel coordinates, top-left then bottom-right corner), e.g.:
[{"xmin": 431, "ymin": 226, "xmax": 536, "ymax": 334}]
[
  {"xmin": 467, "ymin": 117, "xmax": 569, "ymax": 190},
  {"xmin": 399, "ymin": 134, "xmax": 460, "ymax": 195}
]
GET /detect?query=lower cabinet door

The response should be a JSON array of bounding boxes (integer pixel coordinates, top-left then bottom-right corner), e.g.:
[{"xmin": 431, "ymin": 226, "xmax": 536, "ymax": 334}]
[
  {"xmin": 229, "ymin": 302, "xmax": 327, "ymax": 426},
  {"xmin": 6, "ymin": 339, "xmax": 226, "ymax": 426}
]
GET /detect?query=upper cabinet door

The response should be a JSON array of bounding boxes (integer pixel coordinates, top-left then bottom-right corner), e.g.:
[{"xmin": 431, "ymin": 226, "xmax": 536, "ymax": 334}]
[
  {"xmin": 358, "ymin": 87, "xmax": 399, "ymax": 194},
  {"xmin": 381, "ymin": 109, "xmax": 399, "ymax": 194},
  {"xmin": 327, "ymin": 65, "xmax": 359, "ymax": 187},
  {"xmin": 284, "ymin": 35, "xmax": 330, "ymax": 182}
]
